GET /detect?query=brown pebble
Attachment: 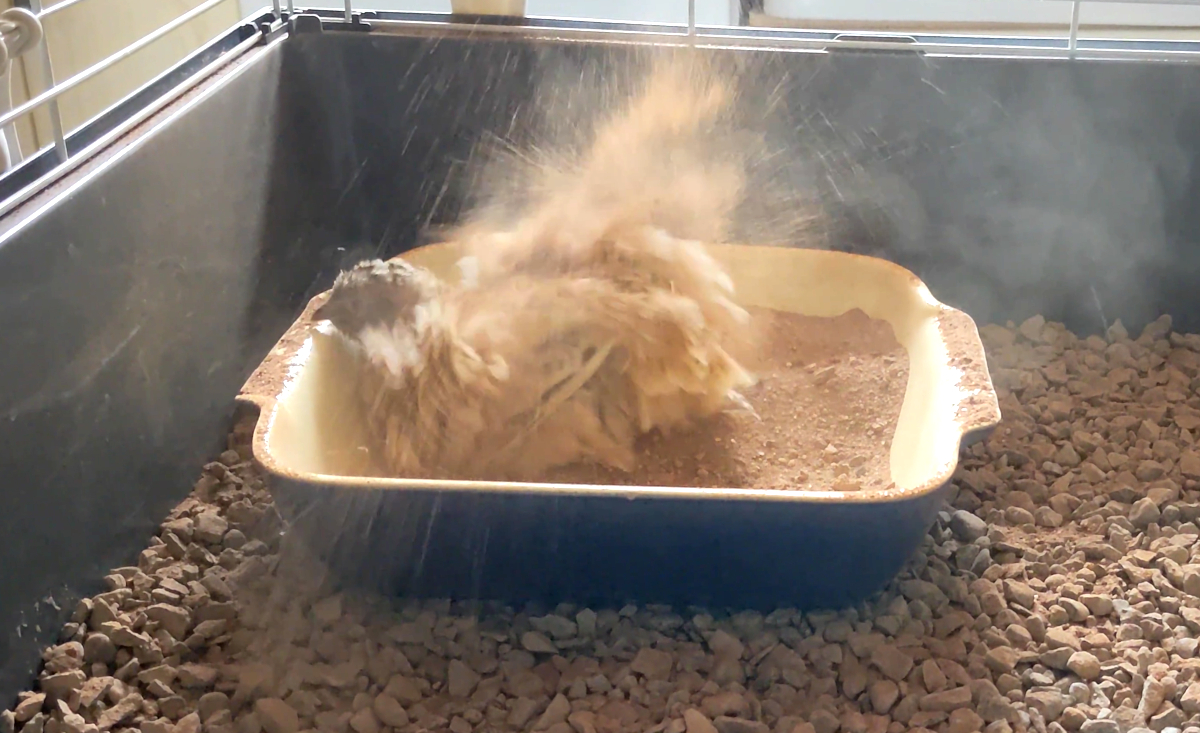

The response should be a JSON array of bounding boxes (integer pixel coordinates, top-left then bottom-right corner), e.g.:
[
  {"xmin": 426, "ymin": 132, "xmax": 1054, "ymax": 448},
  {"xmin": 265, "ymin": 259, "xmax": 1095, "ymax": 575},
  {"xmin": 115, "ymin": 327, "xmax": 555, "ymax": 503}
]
[
  {"xmin": 174, "ymin": 712, "xmax": 201, "ymax": 733},
  {"xmin": 97, "ymin": 694, "xmax": 143, "ymax": 732},
  {"xmin": 13, "ymin": 695, "xmax": 43, "ymax": 724},
  {"xmin": 12, "ymin": 315, "xmax": 1200, "ymax": 733},
  {"xmin": 684, "ymin": 710, "xmax": 718, "ymax": 733},
  {"xmin": 920, "ymin": 686, "xmax": 972, "ymax": 712},
  {"xmin": 253, "ymin": 700, "xmax": 298, "ymax": 733}
]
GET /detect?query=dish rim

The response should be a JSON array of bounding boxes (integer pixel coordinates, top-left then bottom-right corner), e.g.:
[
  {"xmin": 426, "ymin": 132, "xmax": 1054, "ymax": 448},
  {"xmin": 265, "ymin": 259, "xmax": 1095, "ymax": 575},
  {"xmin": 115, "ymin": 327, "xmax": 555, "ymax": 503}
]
[{"xmin": 238, "ymin": 243, "xmax": 1002, "ymax": 505}]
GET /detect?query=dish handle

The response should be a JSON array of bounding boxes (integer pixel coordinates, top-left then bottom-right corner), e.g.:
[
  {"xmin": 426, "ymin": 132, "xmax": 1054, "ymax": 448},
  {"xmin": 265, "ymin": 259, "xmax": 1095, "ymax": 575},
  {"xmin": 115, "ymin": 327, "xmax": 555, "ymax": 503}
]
[
  {"xmin": 236, "ymin": 292, "xmax": 329, "ymax": 455},
  {"xmin": 938, "ymin": 306, "xmax": 1003, "ymax": 448}
]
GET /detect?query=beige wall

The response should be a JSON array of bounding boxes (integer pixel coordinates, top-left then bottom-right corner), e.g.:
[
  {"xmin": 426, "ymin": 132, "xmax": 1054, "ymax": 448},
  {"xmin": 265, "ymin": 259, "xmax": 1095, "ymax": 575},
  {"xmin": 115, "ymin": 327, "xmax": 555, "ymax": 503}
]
[{"xmin": 5, "ymin": 0, "xmax": 241, "ymax": 158}]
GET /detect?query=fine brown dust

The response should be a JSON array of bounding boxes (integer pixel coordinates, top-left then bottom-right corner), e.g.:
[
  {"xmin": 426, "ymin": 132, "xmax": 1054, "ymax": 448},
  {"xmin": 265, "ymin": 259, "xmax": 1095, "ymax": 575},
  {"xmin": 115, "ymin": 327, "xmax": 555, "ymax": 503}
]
[
  {"xmin": 328, "ymin": 52, "xmax": 832, "ymax": 486},
  {"xmin": 544, "ymin": 306, "xmax": 909, "ymax": 491}
]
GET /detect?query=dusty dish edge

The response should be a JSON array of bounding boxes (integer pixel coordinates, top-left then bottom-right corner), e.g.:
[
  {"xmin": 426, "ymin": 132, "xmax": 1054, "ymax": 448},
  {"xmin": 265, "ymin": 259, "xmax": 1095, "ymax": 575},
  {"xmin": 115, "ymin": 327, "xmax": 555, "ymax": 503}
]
[{"xmin": 238, "ymin": 244, "xmax": 1002, "ymax": 504}]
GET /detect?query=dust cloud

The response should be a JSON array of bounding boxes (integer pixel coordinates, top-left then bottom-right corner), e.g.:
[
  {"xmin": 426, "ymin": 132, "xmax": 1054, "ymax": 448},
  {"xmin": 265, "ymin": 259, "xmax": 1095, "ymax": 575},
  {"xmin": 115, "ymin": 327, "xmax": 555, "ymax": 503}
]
[{"xmin": 443, "ymin": 47, "xmax": 829, "ymax": 255}]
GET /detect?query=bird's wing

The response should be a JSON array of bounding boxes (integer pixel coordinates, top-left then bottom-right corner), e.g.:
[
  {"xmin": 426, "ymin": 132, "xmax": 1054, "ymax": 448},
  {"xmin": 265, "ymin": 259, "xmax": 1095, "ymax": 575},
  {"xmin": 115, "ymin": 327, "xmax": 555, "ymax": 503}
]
[
  {"xmin": 449, "ymin": 278, "xmax": 637, "ymax": 471},
  {"xmin": 479, "ymin": 339, "xmax": 618, "ymax": 474}
]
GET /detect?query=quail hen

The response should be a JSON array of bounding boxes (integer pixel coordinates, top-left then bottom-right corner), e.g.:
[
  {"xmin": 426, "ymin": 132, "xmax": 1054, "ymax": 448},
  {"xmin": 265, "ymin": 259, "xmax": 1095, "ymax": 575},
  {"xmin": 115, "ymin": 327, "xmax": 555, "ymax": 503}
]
[{"xmin": 314, "ymin": 55, "xmax": 760, "ymax": 481}]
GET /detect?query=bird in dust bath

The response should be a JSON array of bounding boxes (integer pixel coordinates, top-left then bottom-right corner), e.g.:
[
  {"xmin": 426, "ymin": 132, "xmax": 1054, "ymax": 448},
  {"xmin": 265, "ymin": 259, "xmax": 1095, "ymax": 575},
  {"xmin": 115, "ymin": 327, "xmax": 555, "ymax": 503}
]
[{"xmin": 313, "ymin": 55, "xmax": 764, "ymax": 481}]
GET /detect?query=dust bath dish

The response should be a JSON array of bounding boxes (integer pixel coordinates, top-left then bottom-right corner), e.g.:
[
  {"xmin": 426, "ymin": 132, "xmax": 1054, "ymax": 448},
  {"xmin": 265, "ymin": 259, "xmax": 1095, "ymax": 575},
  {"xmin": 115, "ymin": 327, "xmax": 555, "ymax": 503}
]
[
  {"xmin": 249, "ymin": 303, "xmax": 909, "ymax": 492},
  {"xmin": 245, "ymin": 242, "xmax": 1001, "ymax": 505},
  {"xmin": 241, "ymin": 243, "xmax": 999, "ymax": 607},
  {"xmin": 546, "ymin": 306, "xmax": 909, "ymax": 492}
]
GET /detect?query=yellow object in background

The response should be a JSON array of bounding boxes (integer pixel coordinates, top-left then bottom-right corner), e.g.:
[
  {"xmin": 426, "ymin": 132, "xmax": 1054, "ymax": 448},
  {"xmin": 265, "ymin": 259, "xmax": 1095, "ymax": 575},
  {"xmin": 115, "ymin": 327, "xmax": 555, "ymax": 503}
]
[{"xmin": 4, "ymin": 0, "xmax": 240, "ymax": 158}]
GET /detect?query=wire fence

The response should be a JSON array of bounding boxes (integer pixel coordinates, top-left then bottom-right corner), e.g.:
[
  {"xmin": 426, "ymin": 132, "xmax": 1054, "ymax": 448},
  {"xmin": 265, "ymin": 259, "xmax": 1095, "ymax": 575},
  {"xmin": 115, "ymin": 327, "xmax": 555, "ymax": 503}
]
[{"xmin": 2, "ymin": 0, "xmax": 1200, "ymax": 210}]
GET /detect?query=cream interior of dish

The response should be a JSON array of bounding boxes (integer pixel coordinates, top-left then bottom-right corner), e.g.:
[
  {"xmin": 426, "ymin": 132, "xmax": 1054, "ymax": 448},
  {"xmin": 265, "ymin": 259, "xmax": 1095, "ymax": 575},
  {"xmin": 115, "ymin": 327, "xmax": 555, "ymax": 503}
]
[{"xmin": 265, "ymin": 243, "xmax": 963, "ymax": 492}]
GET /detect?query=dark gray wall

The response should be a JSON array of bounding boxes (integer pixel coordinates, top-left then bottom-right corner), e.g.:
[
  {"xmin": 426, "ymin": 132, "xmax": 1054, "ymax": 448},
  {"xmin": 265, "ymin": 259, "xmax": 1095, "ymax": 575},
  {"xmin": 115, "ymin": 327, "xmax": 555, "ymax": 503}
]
[
  {"xmin": 285, "ymin": 32, "xmax": 1200, "ymax": 336},
  {"xmin": 4, "ymin": 25, "xmax": 1200, "ymax": 704},
  {"xmin": 0, "ymin": 44, "xmax": 290, "ymax": 705}
]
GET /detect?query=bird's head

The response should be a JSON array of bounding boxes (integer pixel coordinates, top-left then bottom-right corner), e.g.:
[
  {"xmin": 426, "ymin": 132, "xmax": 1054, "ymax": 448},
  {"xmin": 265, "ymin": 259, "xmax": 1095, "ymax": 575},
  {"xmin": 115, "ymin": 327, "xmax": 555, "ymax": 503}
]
[{"xmin": 314, "ymin": 258, "xmax": 443, "ymax": 377}]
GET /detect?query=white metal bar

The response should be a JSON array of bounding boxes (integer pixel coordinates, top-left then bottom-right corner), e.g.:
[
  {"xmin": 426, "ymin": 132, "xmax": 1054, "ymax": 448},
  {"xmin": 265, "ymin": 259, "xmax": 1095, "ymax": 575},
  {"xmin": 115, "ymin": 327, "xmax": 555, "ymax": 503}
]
[
  {"xmin": 33, "ymin": 52, "xmax": 67, "ymax": 163},
  {"xmin": 0, "ymin": 0, "xmax": 227, "ymax": 131},
  {"xmin": 0, "ymin": 29, "xmax": 266, "ymax": 223},
  {"xmin": 367, "ymin": 16, "xmax": 1200, "ymax": 60},
  {"xmin": 3, "ymin": 0, "xmax": 1198, "ymax": 189},
  {"xmin": 272, "ymin": 0, "xmax": 281, "ymax": 18},
  {"xmin": 287, "ymin": 0, "xmax": 295, "ymax": 14},
  {"xmin": 38, "ymin": 0, "xmax": 89, "ymax": 19},
  {"xmin": 1069, "ymin": 0, "xmax": 1081, "ymax": 52},
  {"xmin": 0, "ymin": 26, "xmax": 26, "ymax": 166},
  {"xmin": 0, "ymin": 67, "xmax": 22, "ymax": 167},
  {"xmin": 25, "ymin": 0, "xmax": 68, "ymax": 163},
  {"xmin": 1046, "ymin": 0, "xmax": 1200, "ymax": 3}
]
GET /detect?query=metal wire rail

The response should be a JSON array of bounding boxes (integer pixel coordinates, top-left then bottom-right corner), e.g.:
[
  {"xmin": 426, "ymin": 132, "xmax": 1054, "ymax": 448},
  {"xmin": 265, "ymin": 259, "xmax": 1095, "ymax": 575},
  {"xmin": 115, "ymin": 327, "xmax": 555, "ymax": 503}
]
[
  {"xmin": 5, "ymin": 0, "xmax": 1200, "ymax": 220},
  {"xmin": 317, "ymin": 0, "xmax": 1200, "ymax": 61},
  {"xmin": 6, "ymin": 0, "xmax": 238, "ymax": 168},
  {"xmin": 0, "ymin": 0, "xmax": 269, "ymax": 224},
  {"xmin": 330, "ymin": 0, "xmax": 1200, "ymax": 47}
]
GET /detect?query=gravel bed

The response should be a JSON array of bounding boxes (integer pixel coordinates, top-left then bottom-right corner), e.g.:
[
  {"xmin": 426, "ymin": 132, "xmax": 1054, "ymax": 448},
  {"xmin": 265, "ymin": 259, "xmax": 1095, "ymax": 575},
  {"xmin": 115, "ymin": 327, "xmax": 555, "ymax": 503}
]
[{"xmin": 6, "ymin": 313, "xmax": 1200, "ymax": 733}]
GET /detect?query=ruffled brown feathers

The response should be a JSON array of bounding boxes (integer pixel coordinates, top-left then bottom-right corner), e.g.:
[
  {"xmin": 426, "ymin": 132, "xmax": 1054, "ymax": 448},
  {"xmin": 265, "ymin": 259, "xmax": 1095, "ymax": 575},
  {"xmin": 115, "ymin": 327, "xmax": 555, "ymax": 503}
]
[{"xmin": 319, "ymin": 54, "xmax": 765, "ymax": 481}]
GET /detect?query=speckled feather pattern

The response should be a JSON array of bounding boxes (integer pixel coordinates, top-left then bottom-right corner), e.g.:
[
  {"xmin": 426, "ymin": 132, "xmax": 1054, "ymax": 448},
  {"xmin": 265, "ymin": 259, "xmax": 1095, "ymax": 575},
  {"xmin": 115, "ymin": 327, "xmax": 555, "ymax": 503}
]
[
  {"xmin": 316, "ymin": 56, "xmax": 762, "ymax": 480},
  {"xmin": 322, "ymin": 249, "xmax": 755, "ymax": 481}
]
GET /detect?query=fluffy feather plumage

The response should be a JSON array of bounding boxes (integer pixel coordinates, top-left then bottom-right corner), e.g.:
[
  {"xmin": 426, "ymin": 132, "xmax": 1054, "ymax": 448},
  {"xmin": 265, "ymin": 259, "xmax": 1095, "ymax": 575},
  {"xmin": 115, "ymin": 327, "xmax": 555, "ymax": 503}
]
[
  {"xmin": 315, "ymin": 239, "xmax": 755, "ymax": 481},
  {"xmin": 314, "ymin": 55, "xmax": 761, "ymax": 481}
]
